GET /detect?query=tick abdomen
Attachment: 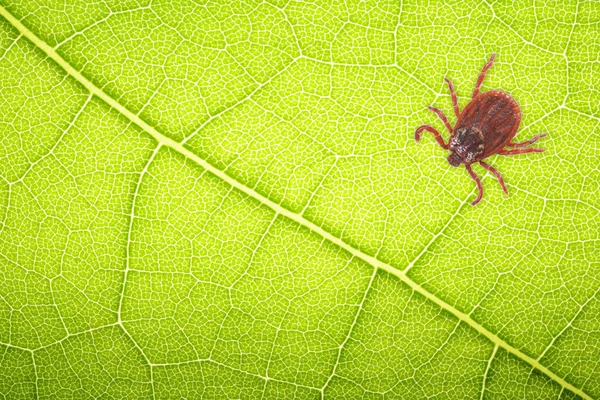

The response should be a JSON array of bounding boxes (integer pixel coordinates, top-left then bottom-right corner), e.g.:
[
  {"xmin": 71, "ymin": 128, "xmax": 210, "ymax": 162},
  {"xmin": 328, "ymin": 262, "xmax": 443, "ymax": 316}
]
[{"xmin": 456, "ymin": 90, "xmax": 521, "ymax": 157}]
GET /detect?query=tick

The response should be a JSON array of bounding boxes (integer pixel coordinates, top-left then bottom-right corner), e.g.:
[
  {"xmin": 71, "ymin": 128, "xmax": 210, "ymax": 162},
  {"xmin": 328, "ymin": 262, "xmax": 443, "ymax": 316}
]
[{"xmin": 415, "ymin": 54, "xmax": 547, "ymax": 205}]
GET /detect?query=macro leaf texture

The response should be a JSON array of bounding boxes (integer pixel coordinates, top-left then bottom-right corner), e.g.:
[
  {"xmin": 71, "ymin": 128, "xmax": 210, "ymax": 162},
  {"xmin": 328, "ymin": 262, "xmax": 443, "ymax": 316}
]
[{"xmin": 0, "ymin": 0, "xmax": 598, "ymax": 399}]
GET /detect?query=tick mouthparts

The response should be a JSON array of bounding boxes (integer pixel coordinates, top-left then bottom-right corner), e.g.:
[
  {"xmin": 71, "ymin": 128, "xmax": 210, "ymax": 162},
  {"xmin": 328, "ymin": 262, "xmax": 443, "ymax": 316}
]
[{"xmin": 447, "ymin": 152, "xmax": 461, "ymax": 167}]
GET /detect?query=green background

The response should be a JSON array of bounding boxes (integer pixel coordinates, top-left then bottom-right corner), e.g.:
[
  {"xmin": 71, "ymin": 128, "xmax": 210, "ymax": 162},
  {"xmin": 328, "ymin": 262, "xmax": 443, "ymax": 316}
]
[{"xmin": 0, "ymin": 0, "xmax": 598, "ymax": 398}]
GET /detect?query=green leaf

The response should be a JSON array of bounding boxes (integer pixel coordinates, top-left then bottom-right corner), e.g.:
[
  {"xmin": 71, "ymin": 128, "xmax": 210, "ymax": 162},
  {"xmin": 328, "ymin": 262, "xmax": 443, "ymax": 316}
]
[{"xmin": 0, "ymin": 0, "xmax": 598, "ymax": 399}]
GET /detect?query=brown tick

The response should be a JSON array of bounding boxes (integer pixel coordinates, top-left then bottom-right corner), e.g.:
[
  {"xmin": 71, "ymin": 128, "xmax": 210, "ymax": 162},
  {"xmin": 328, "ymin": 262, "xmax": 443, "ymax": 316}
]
[{"xmin": 415, "ymin": 54, "xmax": 547, "ymax": 205}]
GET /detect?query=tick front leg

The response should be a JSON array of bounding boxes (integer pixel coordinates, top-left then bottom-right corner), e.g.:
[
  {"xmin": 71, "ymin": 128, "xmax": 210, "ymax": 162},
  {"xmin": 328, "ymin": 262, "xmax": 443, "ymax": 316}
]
[
  {"xmin": 427, "ymin": 106, "xmax": 453, "ymax": 134},
  {"xmin": 507, "ymin": 133, "xmax": 547, "ymax": 148},
  {"xmin": 444, "ymin": 78, "xmax": 460, "ymax": 118},
  {"xmin": 472, "ymin": 54, "xmax": 496, "ymax": 99},
  {"xmin": 480, "ymin": 161, "xmax": 508, "ymax": 195},
  {"xmin": 415, "ymin": 125, "xmax": 448, "ymax": 149},
  {"xmin": 465, "ymin": 164, "xmax": 484, "ymax": 205},
  {"xmin": 498, "ymin": 148, "xmax": 545, "ymax": 155}
]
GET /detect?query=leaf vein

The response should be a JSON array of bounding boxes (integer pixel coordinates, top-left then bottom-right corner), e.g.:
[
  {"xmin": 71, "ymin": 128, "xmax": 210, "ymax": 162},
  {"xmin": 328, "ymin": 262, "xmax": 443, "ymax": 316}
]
[{"xmin": 320, "ymin": 264, "xmax": 377, "ymax": 396}]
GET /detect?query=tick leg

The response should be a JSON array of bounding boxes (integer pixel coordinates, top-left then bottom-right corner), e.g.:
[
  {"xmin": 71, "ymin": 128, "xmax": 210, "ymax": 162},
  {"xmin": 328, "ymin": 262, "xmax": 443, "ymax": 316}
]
[
  {"xmin": 427, "ymin": 106, "xmax": 453, "ymax": 134},
  {"xmin": 444, "ymin": 78, "xmax": 460, "ymax": 118},
  {"xmin": 465, "ymin": 164, "xmax": 484, "ymax": 206},
  {"xmin": 498, "ymin": 148, "xmax": 545, "ymax": 155},
  {"xmin": 480, "ymin": 161, "xmax": 508, "ymax": 195},
  {"xmin": 507, "ymin": 133, "xmax": 547, "ymax": 148},
  {"xmin": 472, "ymin": 53, "xmax": 496, "ymax": 99},
  {"xmin": 415, "ymin": 125, "xmax": 448, "ymax": 149}
]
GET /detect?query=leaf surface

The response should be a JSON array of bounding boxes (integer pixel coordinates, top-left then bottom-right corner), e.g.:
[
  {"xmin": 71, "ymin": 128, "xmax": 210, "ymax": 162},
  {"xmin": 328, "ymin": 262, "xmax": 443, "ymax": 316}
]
[{"xmin": 0, "ymin": 0, "xmax": 598, "ymax": 399}]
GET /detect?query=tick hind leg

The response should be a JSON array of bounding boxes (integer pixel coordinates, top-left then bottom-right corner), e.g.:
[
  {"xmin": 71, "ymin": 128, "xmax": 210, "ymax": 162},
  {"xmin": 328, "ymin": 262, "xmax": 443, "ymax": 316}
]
[
  {"xmin": 444, "ymin": 78, "xmax": 460, "ymax": 118},
  {"xmin": 465, "ymin": 164, "xmax": 484, "ymax": 206},
  {"xmin": 472, "ymin": 54, "xmax": 496, "ymax": 99},
  {"xmin": 480, "ymin": 161, "xmax": 508, "ymax": 195},
  {"xmin": 415, "ymin": 125, "xmax": 448, "ymax": 149},
  {"xmin": 498, "ymin": 148, "xmax": 545, "ymax": 155},
  {"xmin": 507, "ymin": 133, "xmax": 547, "ymax": 148}
]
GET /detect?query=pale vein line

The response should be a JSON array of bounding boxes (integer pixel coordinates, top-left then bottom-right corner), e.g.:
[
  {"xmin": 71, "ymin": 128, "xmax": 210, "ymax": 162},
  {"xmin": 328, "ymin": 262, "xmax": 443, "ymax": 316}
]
[
  {"xmin": 481, "ymin": 0, "xmax": 563, "ymax": 56},
  {"xmin": 149, "ymin": 358, "xmax": 156, "ymax": 400},
  {"xmin": 31, "ymin": 349, "xmax": 38, "ymax": 399},
  {"xmin": 206, "ymin": 210, "xmax": 278, "ymax": 361},
  {"xmin": 0, "ymin": 32, "xmax": 20, "ymax": 61},
  {"xmin": 300, "ymin": 157, "xmax": 337, "ymax": 216},
  {"xmin": 53, "ymin": 6, "xmax": 151, "ymax": 48},
  {"xmin": 50, "ymin": 235, "xmax": 72, "ymax": 337},
  {"xmin": 403, "ymin": 188, "xmax": 473, "ymax": 275},
  {"xmin": 0, "ymin": 7, "xmax": 593, "ymax": 400},
  {"xmin": 299, "ymin": 55, "xmax": 437, "ymax": 95},
  {"xmin": 11, "ymin": 93, "xmax": 93, "ymax": 185},
  {"xmin": 0, "ymin": 176, "xmax": 10, "ymax": 232},
  {"xmin": 119, "ymin": 324, "xmax": 157, "ymax": 398},
  {"xmin": 480, "ymin": 345, "xmax": 498, "ymax": 400},
  {"xmin": 33, "ymin": 323, "xmax": 120, "ymax": 352},
  {"xmin": 151, "ymin": 357, "xmax": 320, "ymax": 392},
  {"xmin": 181, "ymin": 58, "xmax": 298, "ymax": 145},
  {"xmin": 116, "ymin": 143, "xmax": 161, "ymax": 400},
  {"xmin": 562, "ymin": 105, "xmax": 600, "ymax": 122},
  {"xmin": 320, "ymin": 264, "xmax": 377, "ymax": 397},
  {"xmin": 537, "ymin": 287, "xmax": 600, "ymax": 363},
  {"xmin": 0, "ymin": 341, "xmax": 32, "ymax": 353},
  {"xmin": 508, "ymin": 183, "xmax": 600, "ymax": 219},
  {"xmin": 562, "ymin": 0, "xmax": 579, "ymax": 106},
  {"xmin": 8, "ymin": 93, "xmax": 93, "ymax": 339},
  {"xmin": 249, "ymin": 215, "xmax": 281, "ymax": 381},
  {"xmin": 263, "ymin": 301, "xmax": 291, "ymax": 392},
  {"xmin": 117, "ymin": 143, "xmax": 161, "ymax": 323}
]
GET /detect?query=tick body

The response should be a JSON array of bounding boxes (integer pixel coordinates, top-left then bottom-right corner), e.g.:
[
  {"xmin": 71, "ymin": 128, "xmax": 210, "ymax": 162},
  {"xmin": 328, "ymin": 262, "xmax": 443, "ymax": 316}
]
[{"xmin": 415, "ymin": 54, "xmax": 546, "ymax": 205}]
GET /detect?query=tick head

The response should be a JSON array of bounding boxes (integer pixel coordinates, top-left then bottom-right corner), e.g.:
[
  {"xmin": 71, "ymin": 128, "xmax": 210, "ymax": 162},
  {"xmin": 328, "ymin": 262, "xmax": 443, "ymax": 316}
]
[
  {"xmin": 447, "ymin": 127, "xmax": 485, "ymax": 166},
  {"xmin": 447, "ymin": 152, "xmax": 462, "ymax": 167}
]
